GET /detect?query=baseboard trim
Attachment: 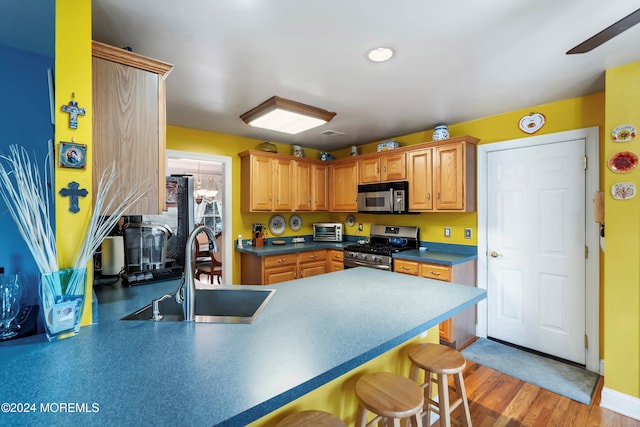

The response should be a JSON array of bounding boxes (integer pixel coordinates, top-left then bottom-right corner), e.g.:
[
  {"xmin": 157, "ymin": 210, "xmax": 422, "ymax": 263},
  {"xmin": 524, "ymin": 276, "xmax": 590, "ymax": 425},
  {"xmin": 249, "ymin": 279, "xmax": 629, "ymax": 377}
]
[{"xmin": 601, "ymin": 387, "xmax": 640, "ymax": 421}]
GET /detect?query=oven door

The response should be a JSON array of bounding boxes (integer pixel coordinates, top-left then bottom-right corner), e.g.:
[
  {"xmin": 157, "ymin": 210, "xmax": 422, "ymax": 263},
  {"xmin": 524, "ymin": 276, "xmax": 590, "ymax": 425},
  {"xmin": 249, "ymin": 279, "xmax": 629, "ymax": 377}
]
[
  {"xmin": 357, "ymin": 190, "xmax": 393, "ymax": 213},
  {"xmin": 343, "ymin": 257, "xmax": 392, "ymax": 271}
]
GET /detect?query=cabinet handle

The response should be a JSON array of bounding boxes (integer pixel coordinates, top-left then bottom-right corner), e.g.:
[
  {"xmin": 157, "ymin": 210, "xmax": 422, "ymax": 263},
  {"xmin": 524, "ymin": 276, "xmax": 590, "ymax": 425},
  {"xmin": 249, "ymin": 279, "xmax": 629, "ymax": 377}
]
[
  {"xmin": 430, "ymin": 271, "xmax": 441, "ymax": 275},
  {"xmin": 401, "ymin": 266, "xmax": 411, "ymax": 271},
  {"xmin": 309, "ymin": 255, "xmax": 316, "ymax": 259},
  {"xmin": 278, "ymin": 258, "xmax": 286, "ymax": 263},
  {"xmin": 436, "ymin": 192, "xmax": 440, "ymax": 200},
  {"xmin": 427, "ymin": 193, "xmax": 431, "ymax": 200}
]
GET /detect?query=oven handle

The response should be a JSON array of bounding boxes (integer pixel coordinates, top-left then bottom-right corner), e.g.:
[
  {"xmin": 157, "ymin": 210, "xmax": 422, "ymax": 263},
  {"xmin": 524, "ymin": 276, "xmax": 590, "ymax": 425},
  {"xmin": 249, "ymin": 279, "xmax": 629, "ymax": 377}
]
[{"xmin": 345, "ymin": 260, "xmax": 391, "ymax": 270}]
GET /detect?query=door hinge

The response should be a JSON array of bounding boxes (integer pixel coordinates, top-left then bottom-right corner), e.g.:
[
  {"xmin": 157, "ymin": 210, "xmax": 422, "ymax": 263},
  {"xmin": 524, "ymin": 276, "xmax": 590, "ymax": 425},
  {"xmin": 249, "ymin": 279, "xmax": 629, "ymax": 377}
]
[
  {"xmin": 584, "ymin": 156, "xmax": 588, "ymax": 170},
  {"xmin": 584, "ymin": 334, "xmax": 588, "ymax": 349},
  {"xmin": 585, "ymin": 245, "xmax": 588, "ymax": 258}
]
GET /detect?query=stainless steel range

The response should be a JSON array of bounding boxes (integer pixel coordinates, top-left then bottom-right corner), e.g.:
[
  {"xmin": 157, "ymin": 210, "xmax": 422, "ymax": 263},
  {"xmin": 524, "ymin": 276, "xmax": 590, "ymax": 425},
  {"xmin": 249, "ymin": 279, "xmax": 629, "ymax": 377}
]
[{"xmin": 344, "ymin": 224, "xmax": 419, "ymax": 270}]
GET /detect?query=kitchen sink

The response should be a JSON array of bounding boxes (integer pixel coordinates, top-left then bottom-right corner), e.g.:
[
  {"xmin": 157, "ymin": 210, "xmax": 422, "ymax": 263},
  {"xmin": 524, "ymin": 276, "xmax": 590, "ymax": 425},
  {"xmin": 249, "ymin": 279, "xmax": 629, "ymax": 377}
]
[{"xmin": 121, "ymin": 288, "xmax": 275, "ymax": 323}]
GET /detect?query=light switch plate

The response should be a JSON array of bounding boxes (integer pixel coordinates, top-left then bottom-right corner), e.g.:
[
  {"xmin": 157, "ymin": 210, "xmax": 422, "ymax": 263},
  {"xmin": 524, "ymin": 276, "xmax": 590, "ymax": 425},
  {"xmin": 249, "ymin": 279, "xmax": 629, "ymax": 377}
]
[
  {"xmin": 358, "ymin": 223, "xmax": 363, "ymax": 232},
  {"xmin": 444, "ymin": 227, "xmax": 451, "ymax": 238},
  {"xmin": 464, "ymin": 228, "xmax": 472, "ymax": 239}
]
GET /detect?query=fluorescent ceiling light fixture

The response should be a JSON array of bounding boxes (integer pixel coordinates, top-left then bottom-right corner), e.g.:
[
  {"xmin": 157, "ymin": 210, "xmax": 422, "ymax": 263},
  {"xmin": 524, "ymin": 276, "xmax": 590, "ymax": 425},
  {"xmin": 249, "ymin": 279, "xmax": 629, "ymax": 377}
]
[
  {"xmin": 240, "ymin": 96, "xmax": 336, "ymax": 134},
  {"xmin": 367, "ymin": 47, "xmax": 394, "ymax": 62}
]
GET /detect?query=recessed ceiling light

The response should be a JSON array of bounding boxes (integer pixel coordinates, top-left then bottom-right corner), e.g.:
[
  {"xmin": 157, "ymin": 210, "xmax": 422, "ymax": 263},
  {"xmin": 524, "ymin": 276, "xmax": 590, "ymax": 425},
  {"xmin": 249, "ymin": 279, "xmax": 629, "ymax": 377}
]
[{"xmin": 367, "ymin": 47, "xmax": 394, "ymax": 62}]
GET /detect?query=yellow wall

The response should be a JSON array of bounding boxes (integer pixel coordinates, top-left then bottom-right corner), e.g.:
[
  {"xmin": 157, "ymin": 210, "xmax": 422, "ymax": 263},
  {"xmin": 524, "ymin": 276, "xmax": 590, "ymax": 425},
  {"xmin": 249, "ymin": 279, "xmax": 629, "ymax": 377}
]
[
  {"xmin": 55, "ymin": 0, "xmax": 94, "ymax": 325},
  {"xmin": 247, "ymin": 327, "xmax": 439, "ymax": 427},
  {"xmin": 603, "ymin": 62, "xmax": 640, "ymax": 396}
]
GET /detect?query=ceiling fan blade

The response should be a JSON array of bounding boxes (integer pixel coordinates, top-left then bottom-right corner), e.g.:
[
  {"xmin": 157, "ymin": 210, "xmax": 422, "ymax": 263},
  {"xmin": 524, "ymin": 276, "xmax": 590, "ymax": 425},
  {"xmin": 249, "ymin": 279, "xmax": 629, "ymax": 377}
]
[{"xmin": 567, "ymin": 8, "xmax": 640, "ymax": 54}]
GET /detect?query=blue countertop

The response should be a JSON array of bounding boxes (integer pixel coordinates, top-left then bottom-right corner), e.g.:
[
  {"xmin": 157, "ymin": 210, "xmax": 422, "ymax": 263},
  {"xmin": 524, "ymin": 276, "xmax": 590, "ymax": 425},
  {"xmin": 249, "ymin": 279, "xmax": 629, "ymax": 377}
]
[
  {"xmin": 235, "ymin": 241, "xmax": 350, "ymax": 256},
  {"xmin": 0, "ymin": 268, "xmax": 485, "ymax": 426},
  {"xmin": 236, "ymin": 240, "xmax": 477, "ymax": 266}
]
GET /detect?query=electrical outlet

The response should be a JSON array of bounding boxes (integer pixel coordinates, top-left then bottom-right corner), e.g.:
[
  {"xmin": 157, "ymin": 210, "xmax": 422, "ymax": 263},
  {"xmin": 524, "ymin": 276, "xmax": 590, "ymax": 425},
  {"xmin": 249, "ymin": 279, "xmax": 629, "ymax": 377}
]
[
  {"xmin": 464, "ymin": 228, "xmax": 472, "ymax": 239},
  {"xmin": 444, "ymin": 227, "xmax": 451, "ymax": 238},
  {"xmin": 358, "ymin": 223, "xmax": 363, "ymax": 232}
]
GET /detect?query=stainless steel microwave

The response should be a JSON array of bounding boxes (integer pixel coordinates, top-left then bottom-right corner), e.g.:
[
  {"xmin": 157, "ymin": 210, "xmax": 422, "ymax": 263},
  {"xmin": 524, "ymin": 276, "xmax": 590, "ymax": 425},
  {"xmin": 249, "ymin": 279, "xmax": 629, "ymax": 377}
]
[
  {"xmin": 357, "ymin": 181, "xmax": 409, "ymax": 214},
  {"xmin": 313, "ymin": 223, "xmax": 343, "ymax": 242}
]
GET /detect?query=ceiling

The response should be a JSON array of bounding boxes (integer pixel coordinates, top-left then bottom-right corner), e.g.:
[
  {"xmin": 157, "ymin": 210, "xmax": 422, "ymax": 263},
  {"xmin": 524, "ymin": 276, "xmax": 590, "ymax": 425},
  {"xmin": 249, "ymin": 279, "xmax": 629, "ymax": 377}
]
[{"xmin": 5, "ymin": 2, "xmax": 640, "ymax": 152}]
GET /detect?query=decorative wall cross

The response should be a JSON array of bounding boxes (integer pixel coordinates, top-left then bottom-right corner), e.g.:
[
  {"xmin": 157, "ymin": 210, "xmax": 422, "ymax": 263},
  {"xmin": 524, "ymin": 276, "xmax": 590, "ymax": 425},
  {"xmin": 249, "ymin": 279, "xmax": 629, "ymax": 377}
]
[
  {"xmin": 60, "ymin": 93, "xmax": 86, "ymax": 129},
  {"xmin": 59, "ymin": 182, "xmax": 88, "ymax": 213}
]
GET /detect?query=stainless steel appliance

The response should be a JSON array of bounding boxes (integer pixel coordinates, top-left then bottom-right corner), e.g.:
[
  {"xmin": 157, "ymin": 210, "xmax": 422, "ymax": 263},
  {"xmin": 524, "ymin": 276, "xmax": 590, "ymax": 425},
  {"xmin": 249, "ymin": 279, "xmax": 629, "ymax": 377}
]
[
  {"xmin": 344, "ymin": 224, "xmax": 419, "ymax": 270},
  {"xmin": 313, "ymin": 223, "xmax": 343, "ymax": 242},
  {"xmin": 357, "ymin": 181, "xmax": 409, "ymax": 214}
]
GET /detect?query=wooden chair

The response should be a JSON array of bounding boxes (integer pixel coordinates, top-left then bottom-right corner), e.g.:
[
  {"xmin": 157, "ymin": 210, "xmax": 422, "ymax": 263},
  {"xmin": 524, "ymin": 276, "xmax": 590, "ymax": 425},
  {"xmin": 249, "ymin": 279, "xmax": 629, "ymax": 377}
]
[
  {"xmin": 194, "ymin": 233, "xmax": 222, "ymax": 284},
  {"xmin": 355, "ymin": 372, "xmax": 423, "ymax": 427},
  {"xmin": 408, "ymin": 343, "xmax": 472, "ymax": 427}
]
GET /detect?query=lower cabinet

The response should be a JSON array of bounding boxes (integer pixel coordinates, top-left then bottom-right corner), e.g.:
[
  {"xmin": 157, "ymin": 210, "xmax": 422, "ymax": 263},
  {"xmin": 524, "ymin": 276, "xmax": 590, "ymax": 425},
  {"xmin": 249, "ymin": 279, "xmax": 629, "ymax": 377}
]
[
  {"xmin": 327, "ymin": 250, "xmax": 344, "ymax": 272},
  {"xmin": 241, "ymin": 249, "xmax": 333, "ymax": 285},
  {"xmin": 394, "ymin": 258, "xmax": 477, "ymax": 350}
]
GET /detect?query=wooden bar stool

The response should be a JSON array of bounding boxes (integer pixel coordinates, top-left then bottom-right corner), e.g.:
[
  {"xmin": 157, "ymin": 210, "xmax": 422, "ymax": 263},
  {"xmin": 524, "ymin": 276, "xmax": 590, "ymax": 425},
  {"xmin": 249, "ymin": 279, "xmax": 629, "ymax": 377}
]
[
  {"xmin": 408, "ymin": 343, "xmax": 472, "ymax": 427},
  {"xmin": 276, "ymin": 410, "xmax": 347, "ymax": 427},
  {"xmin": 355, "ymin": 372, "xmax": 424, "ymax": 427}
]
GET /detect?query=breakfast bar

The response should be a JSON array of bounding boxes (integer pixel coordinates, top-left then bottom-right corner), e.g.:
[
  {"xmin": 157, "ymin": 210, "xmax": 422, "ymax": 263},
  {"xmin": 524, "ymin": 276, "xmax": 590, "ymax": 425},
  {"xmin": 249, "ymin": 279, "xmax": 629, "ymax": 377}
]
[{"xmin": 0, "ymin": 268, "xmax": 485, "ymax": 426}]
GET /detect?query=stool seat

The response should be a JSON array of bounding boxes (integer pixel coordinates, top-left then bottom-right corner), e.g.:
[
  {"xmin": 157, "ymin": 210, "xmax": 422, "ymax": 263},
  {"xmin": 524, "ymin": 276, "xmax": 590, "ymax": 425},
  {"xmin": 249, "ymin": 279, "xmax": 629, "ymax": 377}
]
[
  {"xmin": 275, "ymin": 410, "xmax": 347, "ymax": 427},
  {"xmin": 408, "ymin": 343, "xmax": 472, "ymax": 427},
  {"xmin": 355, "ymin": 372, "xmax": 423, "ymax": 427}
]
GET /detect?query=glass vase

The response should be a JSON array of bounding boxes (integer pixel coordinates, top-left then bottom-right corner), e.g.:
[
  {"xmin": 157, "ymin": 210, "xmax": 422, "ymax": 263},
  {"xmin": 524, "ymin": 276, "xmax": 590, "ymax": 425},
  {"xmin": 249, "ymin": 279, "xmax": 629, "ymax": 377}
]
[{"xmin": 40, "ymin": 268, "xmax": 86, "ymax": 341}]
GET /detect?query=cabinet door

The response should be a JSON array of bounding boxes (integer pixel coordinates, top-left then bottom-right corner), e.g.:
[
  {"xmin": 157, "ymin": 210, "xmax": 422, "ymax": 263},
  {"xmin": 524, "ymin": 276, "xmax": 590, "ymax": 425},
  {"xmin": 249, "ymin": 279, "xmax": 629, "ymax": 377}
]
[
  {"xmin": 359, "ymin": 157, "xmax": 381, "ymax": 183},
  {"xmin": 274, "ymin": 158, "xmax": 293, "ymax": 211},
  {"xmin": 439, "ymin": 319, "xmax": 453, "ymax": 342},
  {"xmin": 434, "ymin": 143, "xmax": 464, "ymax": 210},
  {"xmin": 299, "ymin": 261, "xmax": 326, "ymax": 278},
  {"xmin": 265, "ymin": 267, "xmax": 297, "ymax": 285},
  {"xmin": 313, "ymin": 164, "xmax": 328, "ymax": 211},
  {"xmin": 93, "ymin": 57, "xmax": 162, "ymax": 215},
  {"xmin": 243, "ymin": 155, "xmax": 274, "ymax": 211},
  {"xmin": 407, "ymin": 148, "xmax": 433, "ymax": 211},
  {"xmin": 329, "ymin": 162, "xmax": 358, "ymax": 211},
  {"xmin": 381, "ymin": 152, "xmax": 406, "ymax": 181},
  {"xmin": 294, "ymin": 161, "xmax": 313, "ymax": 211},
  {"xmin": 327, "ymin": 250, "xmax": 344, "ymax": 272}
]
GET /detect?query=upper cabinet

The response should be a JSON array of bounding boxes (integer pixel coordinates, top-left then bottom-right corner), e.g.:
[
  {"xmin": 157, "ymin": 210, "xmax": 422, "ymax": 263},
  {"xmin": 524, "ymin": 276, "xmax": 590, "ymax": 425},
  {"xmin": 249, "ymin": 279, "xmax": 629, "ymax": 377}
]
[
  {"xmin": 358, "ymin": 152, "xmax": 406, "ymax": 184},
  {"xmin": 329, "ymin": 160, "xmax": 358, "ymax": 211},
  {"xmin": 407, "ymin": 136, "xmax": 478, "ymax": 212},
  {"xmin": 239, "ymin": 151, "xmax": 328, "ymax": 212},
  {"xmin": 92, "ymin": 41, "xmax": 173, "ymax": 215}
]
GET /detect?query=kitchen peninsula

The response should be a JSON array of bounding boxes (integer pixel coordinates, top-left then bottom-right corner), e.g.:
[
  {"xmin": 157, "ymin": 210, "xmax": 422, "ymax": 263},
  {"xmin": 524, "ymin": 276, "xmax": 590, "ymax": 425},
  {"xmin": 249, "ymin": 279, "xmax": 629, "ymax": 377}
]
[{"xmin": 0, "ymin": 268, "xmax": 485, "ymax": 426}]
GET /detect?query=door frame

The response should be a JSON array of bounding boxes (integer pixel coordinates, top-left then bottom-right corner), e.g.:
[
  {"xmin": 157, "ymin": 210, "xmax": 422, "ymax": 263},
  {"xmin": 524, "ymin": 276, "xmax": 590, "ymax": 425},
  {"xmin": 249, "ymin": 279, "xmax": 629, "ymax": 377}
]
[
  {"xmin": 477, "ymin": 127, "xmax": 600, "ymax": 373},
  {"xmin": 166, "ymin": 149, "xmax": 233, "ymax": 285}
]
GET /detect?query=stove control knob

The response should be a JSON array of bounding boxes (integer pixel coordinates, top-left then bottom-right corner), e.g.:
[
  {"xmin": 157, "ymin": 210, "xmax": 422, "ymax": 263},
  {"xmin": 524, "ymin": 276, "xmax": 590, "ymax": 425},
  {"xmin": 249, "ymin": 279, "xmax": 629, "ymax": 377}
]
[
  {"xmin": 370, "ymin": 255, "xmax": 377, "ymax": 261},
  {"xmin": 361, "ymin": 254, "xmax": 367, "ymax": 259}
]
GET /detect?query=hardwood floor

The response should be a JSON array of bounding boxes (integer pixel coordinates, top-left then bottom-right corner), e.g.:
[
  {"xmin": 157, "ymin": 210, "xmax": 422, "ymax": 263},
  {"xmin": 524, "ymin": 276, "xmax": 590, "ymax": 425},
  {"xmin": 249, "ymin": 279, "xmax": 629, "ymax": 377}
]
[{"xmin": 430, "ymin": 361, "xmax": 640, "ymax": 427}]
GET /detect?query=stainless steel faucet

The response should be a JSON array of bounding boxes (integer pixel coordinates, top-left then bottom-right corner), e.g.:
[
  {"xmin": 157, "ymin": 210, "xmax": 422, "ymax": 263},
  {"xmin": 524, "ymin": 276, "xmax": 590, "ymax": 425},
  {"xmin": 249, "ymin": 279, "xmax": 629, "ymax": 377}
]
[{"xmin": 178, "ymin": 225, "xmax": 218, "ymax": 321}]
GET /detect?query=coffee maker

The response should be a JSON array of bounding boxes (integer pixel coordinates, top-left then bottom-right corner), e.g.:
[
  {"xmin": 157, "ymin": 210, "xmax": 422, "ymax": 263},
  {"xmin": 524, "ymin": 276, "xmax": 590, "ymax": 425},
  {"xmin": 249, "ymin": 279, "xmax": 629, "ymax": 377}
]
[{"xmin": 123, "ymin": 223, "xmax": 180, "ymax": 285}]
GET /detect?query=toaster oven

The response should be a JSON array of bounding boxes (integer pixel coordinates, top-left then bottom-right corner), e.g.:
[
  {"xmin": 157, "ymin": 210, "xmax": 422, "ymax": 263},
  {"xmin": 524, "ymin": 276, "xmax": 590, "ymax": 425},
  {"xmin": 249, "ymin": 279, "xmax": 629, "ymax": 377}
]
[{"xmin": 313, "ymin": 223, "xmax": 343, "ymax": 242}]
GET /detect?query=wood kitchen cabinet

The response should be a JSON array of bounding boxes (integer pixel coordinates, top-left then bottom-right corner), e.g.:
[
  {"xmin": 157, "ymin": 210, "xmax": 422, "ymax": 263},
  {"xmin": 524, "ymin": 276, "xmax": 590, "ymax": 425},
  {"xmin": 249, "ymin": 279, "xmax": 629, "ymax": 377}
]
[
  {"xmin": 358, "ymin": 152, "xmax": 406, "ymax": 184},
  {"xmin": 293, "ymin": 161, "xmax": 328, "ymax": 211},
  {"xmin": 298, "ymin": 250, "xmax": 327, "ymax": 278},
  {"xmin": 394, "ymin": 258, "xmax": 477, "ymax": 349},
  {"xmin": 407, "ymin": 136, "xmax": 478, "ymax": 212},
  {"xmin": 329, "ymin": 161, "xmax": 358, "ymax": 211},
  {"xmin": 327, "ymin": 250, "xmax": 344, "ymax": 272},
  {"xmin": 239, "ymin": 151, "xmax": 327, "ymax": 212},
  {"xmin": 241, "ymin": 249, "xmax": 337, "ymax": 284},
  {"xmin": 92, "ymin": 41, "xmax": 173, "ymax": 215},
  {"xmin": 239, "ymin": 152, "xmax": 293, "ymax": 212}
]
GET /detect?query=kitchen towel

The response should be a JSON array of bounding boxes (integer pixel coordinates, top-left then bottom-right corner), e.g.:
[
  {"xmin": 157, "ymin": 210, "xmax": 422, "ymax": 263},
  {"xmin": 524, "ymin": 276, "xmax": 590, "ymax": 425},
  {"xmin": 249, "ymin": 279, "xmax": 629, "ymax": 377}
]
[{"xmin": 462, "ymin": 338, "xmax": 599, "ymax": 405}]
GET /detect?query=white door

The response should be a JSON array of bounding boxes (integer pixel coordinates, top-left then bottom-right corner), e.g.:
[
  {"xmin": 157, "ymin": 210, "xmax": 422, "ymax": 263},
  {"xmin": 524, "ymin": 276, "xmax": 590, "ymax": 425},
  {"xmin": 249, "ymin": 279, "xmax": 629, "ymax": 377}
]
[{"xmin": 486, "ymin": 138, "xmax": 586, "ymax": 364}]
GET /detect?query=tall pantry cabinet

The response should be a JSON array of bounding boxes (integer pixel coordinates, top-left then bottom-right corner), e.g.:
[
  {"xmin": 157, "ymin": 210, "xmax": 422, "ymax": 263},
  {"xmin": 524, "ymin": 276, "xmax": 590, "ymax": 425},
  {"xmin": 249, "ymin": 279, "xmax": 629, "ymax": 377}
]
[{"xmin": 92, "ymin": 41, "xmax": 173, "ymax": 215}]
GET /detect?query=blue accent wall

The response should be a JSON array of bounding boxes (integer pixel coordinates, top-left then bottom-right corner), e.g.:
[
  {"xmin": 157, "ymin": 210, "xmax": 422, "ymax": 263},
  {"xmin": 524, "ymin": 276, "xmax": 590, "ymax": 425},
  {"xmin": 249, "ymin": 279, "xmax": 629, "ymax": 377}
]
[{"xmin": 0, "ymin": 44, "xmax": 54, "ymax": 304}]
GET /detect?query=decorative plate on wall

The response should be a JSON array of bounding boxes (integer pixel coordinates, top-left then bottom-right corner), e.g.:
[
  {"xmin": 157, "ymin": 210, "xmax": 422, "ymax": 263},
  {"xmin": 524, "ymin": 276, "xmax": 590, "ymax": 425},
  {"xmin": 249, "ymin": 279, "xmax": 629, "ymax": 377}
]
[
  {"xmin": 518, "ymin": 113, "xmax": 546, "ymax": 134},
  {"xmin": 346, "ymin": 215, "xmax": 356, "ymax": 227},
  {"xmin": 612, "ymin": 182, "xmax": 636, "ymax": 200},
  {"xmin": 608, "ymin": 151, "xmax": 638, "ymax": 173},
  {"xmin": 612, "ymin": 124, "xmax": 636, "ymax": 142},
  {"xmin": 268, "ymin": 215, "xmax": 286, "ymax": 236},
  {"xmin": 289, "ymin": 214, "xmax": 302, "ymax": 231}
]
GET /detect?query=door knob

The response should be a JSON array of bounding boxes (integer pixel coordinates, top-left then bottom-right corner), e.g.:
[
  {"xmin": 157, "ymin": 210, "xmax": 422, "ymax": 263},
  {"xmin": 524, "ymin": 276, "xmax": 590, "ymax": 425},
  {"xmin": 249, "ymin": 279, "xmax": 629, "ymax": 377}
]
[{"xmin": 490, "ymin": 251, "xmax": 503, "ymax": 258}]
